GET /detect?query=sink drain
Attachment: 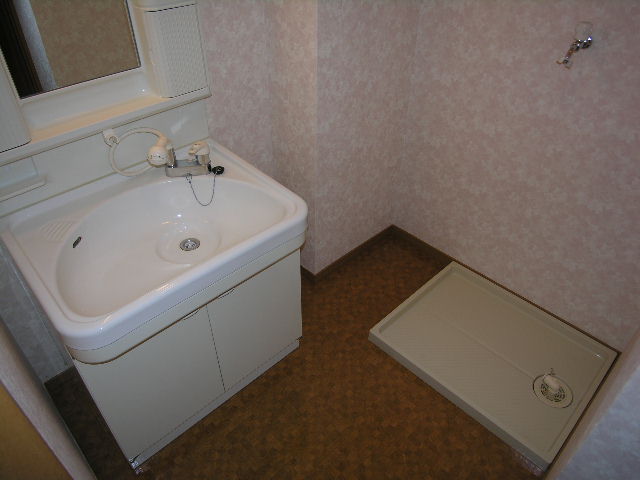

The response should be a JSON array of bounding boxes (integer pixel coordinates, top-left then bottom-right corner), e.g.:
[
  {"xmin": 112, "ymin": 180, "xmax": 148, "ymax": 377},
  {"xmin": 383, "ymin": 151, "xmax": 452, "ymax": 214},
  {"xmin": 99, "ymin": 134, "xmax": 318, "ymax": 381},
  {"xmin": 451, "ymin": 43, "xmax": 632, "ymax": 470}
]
[{"xmin": 179, "ymin": 238, "xmax": 200, "ymax": 251}]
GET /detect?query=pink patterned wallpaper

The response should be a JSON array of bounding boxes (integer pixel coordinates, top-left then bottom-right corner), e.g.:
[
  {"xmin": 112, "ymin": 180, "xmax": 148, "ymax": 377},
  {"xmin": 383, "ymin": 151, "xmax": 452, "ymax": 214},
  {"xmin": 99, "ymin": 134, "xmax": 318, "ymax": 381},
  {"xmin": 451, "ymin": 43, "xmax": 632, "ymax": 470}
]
[
  {"xmin": 199, "ymin": 0, "xmax": 639, "ymax": 351},
  {"xmin": 315, "ymin": 0, "xmax": 419, "ymax": 272},
  {"xmin": 396, "ymin": 0, "xmax": 640, "ymax": 351},
  {"xmin": 266, "ymin": 0, "xmax": 319, "ymax": 272},
  {"xmin": 200, "ymin": 0, "xmax": 320, "ymax": 270},
  {"xmin": 198, "ymin": 1, "xmax": 275, "ymax": 177}
]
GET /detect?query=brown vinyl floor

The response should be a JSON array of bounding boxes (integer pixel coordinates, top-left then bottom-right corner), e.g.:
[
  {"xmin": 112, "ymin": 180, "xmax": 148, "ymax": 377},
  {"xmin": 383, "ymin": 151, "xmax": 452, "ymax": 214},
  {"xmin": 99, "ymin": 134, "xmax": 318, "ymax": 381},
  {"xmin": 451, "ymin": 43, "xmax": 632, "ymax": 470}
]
[{"xmin": 47, "ymin": 229, "xmax": 540, "ymax": 480}]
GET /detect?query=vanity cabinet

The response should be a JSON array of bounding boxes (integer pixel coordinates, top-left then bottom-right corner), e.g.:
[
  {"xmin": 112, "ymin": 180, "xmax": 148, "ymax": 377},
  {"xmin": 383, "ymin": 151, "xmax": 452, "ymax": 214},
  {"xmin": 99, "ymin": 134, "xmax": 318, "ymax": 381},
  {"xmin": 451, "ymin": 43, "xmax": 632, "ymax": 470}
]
[
  {"xmin": 74, "ymin": 306, "xmax": 224, "ymax": 462},
  {"xmin": 73, "ymin": 251, "xmax": 302, "ymax": 468},
  {"xmin": 207, "ymin": 252, "xmax": 302, "ymax": 390}
]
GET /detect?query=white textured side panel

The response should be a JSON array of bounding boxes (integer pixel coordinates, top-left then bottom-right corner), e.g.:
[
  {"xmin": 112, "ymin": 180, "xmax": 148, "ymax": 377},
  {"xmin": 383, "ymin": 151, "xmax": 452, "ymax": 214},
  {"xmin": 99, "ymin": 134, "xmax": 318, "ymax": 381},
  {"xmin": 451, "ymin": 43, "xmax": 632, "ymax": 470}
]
[
  {"xmin": 142, "ymin": 5, "xmax": 207, "ymax": 97},
  {"xmin": 0, "ymin": 321, "xmax": 94, "ymax": 479},
  {"xmin": 0, "ymin": 52, "xmax": 31, "ymax": 153},
  {"xmin": 0, "ymin": 239, "xmax": 72, "ymax": 382}
]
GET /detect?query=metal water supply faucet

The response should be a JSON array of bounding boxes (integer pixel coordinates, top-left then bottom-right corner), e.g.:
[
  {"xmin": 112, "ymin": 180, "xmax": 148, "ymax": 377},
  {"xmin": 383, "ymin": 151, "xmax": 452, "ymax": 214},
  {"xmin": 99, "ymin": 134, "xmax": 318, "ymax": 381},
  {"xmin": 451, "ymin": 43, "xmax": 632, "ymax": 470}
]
[
  {"xmin": 164, "ymin": 145, "xmax": 176, "ymax": 167},
  {"xmin": 556, "ymin": 21, "xmax": 593, "ymax": 69},
  {"xmin": 165, "ymin": 141, "xmax": 212, "ymax": 177}
]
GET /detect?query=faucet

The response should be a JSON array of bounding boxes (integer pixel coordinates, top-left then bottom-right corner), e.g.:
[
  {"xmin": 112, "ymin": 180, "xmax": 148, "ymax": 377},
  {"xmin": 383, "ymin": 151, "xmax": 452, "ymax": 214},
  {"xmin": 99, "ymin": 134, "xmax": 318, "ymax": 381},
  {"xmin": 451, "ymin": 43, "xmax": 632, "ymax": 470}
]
[
  {"xmin": 165, "ymin": 145, "xmax": 176, "ymax": 167},
  {"xmin": 188, "ymin": 141, "xmax": 210, "ymax": 167},
  {"xmin": 165, "ymin": 141, "xmax": 211, "ymax": 177}
]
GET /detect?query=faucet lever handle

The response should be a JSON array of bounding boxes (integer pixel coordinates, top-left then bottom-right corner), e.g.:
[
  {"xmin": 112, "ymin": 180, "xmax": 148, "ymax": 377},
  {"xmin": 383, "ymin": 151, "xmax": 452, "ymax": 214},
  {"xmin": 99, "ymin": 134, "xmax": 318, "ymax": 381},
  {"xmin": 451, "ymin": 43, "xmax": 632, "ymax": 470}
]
[
  {"xmin": 188, "ymin": 141, "xmax": 210, "ymax": 166},
  {"xmin": 188, "ymin": 141, "xmax": 210, "ymax": 156}
]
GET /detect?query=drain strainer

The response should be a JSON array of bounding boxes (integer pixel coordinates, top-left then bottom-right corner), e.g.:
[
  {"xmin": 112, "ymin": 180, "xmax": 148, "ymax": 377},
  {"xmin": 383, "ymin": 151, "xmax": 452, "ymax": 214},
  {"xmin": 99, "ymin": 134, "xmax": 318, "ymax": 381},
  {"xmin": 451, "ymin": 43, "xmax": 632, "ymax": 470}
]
[
  {"xmin": 533, "ymin": 372, "xmax": 573, "ymax": 408},
  {"xmin": 179, "ymin": 238, "xmax": 200, "ymax": 251}
]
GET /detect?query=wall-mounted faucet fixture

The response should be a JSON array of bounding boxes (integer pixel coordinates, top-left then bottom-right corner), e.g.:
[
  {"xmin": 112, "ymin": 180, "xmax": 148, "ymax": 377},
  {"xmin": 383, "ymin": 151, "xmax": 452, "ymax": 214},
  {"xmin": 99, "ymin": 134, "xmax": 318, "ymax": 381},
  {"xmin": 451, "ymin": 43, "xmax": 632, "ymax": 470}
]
[{"xmin": 557, "ymin": 21, "xmax": 593, "ymax": 69}]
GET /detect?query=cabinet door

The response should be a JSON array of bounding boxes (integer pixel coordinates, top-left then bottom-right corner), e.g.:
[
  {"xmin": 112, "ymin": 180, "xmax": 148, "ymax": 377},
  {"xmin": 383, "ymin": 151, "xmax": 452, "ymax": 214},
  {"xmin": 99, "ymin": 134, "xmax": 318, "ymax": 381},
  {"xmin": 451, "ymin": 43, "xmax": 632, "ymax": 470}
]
[
  {"xmin": 208, "ymin": 251, "xmax": 302, "ymax": 390},
  {"xmin": 74, "ymin": 306, "xmax": 224, "ymax": 461}
]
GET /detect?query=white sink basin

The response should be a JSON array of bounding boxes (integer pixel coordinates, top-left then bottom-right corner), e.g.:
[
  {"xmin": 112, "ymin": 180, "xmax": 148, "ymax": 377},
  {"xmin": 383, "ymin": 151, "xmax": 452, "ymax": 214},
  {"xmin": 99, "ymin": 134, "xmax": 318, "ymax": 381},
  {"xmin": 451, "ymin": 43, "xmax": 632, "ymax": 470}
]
[
  {"xmin": 56, "ymin": 178, "xmax": 288, "ymax": 318},
  {"xmin": 1, "ymin": 141, "xmax": 307, "ymax": 361}
]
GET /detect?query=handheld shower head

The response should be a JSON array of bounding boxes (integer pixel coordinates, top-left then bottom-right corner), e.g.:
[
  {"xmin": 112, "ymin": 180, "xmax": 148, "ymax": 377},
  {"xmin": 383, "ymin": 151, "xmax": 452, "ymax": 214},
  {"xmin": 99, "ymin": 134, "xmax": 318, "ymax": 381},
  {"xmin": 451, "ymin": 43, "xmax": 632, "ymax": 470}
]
[{"xmin": 147, "ymin": 135, "xmax": 175, "ymax": 166}]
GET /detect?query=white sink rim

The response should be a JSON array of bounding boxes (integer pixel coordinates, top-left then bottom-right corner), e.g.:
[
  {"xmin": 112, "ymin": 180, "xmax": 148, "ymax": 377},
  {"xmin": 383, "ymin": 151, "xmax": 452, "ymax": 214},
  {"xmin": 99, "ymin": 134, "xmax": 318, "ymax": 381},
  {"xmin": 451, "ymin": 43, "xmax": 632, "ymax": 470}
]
[{"xmin": 1, "ymin": 141, "xmax": 307, "ymax": 354}]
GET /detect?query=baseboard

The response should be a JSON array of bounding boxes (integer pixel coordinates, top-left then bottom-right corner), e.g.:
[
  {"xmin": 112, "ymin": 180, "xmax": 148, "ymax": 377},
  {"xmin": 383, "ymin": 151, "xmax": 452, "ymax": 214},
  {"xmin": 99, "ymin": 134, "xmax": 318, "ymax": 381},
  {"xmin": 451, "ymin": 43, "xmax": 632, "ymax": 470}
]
[
  {"xmin": 301, "ymin": 225, "xmax": 452, "ymax": 283},
  {"xmin": 301, "ymin": 226, "xmax": 396, "ymax": 283},
  {"xmin": 300, "ymin": 225, "xmax": 618, "ymax": 355},
  {"xmin": 386, "ymin": 225, "xmax": 453, "ymax": 265}
]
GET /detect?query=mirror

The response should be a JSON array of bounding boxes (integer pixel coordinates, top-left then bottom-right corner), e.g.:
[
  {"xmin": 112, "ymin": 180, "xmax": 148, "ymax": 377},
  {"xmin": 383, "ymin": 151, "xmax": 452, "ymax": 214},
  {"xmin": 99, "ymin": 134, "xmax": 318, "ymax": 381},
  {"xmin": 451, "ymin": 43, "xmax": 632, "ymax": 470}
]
[{"xmin": 0, "ymin": 0, "xmax": 139, "ymax": 98}]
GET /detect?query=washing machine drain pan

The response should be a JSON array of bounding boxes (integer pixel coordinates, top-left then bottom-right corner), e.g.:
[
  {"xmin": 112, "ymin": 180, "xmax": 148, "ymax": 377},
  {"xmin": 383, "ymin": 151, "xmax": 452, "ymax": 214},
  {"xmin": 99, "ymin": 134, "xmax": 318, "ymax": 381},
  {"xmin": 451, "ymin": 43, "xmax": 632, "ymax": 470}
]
[{"xmin": 369, "ymin": 262, "xmax": 615, "ymax": 469}]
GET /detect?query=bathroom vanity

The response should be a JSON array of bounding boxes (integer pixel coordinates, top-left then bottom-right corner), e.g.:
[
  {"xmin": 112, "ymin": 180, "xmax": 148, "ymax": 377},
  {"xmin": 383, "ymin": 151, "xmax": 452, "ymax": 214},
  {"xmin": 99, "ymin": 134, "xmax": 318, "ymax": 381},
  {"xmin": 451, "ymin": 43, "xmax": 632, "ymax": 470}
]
[
  {"xmin": 0, "ymin": 0, "xmax": 307, "ymax": 469},
  {"xmin": 76, "ymin": 251, "xmax": 302, "ymax": 468},
  {"xmin": 1, "ymin": 140, "xmax": 308, "ymax": 468}
]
